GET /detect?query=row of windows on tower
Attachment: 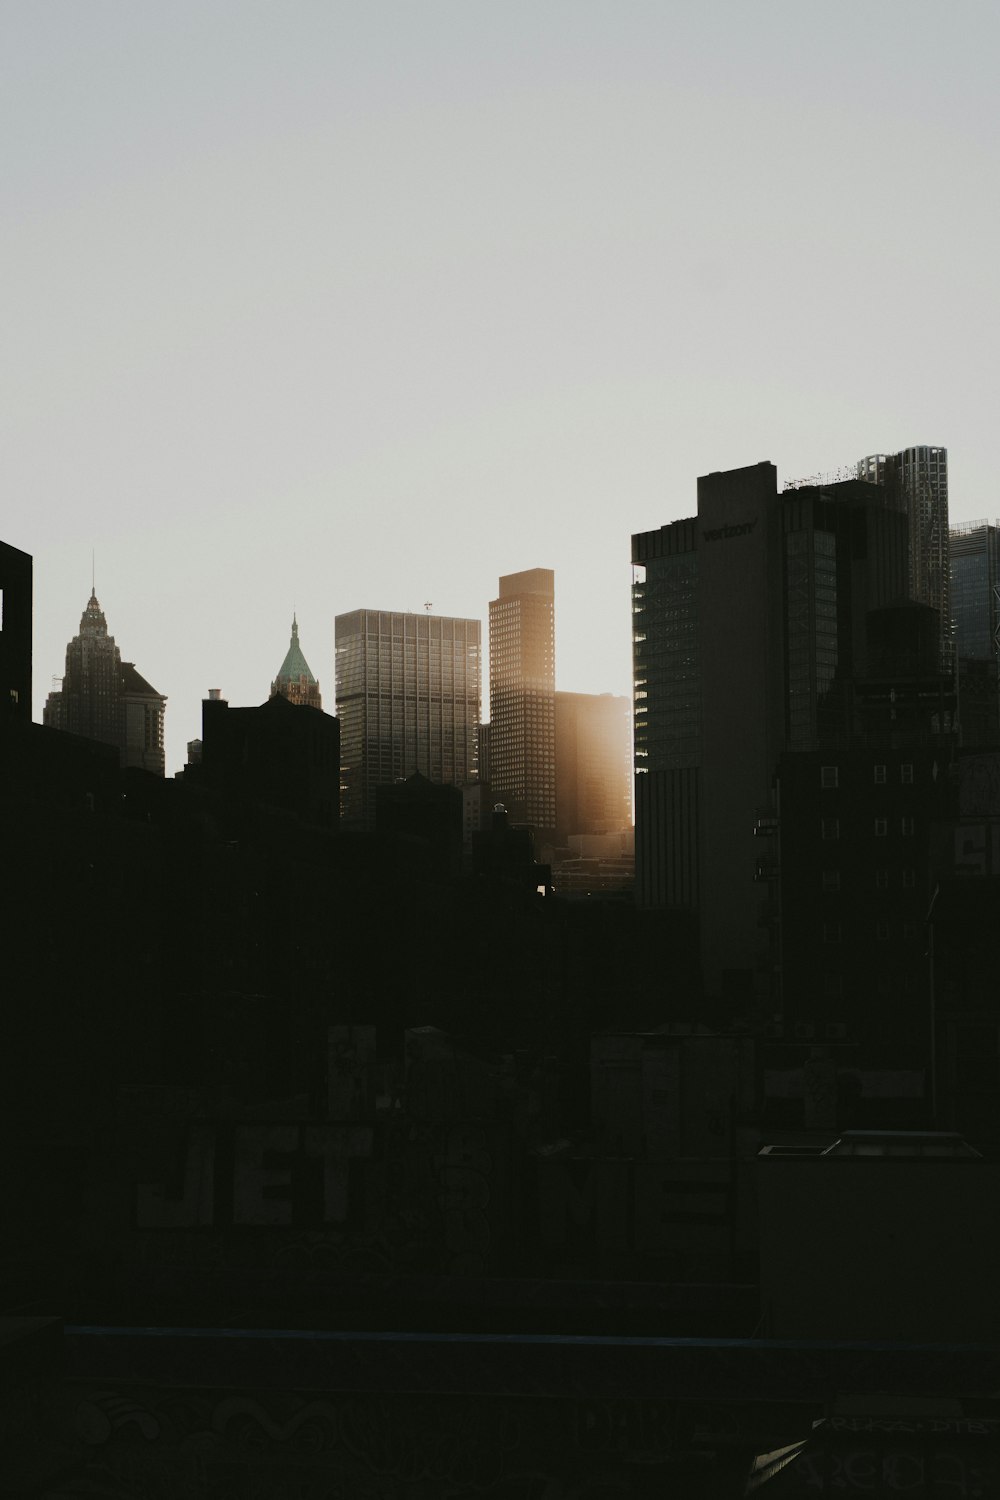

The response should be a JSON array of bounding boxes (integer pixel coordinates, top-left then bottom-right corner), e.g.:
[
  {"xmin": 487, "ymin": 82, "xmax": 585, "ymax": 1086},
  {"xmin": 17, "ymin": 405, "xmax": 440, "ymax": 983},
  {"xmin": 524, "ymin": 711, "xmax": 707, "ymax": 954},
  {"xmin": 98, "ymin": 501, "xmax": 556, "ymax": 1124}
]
[
  {"xmin": 820, "ymin": 817, "xmax": 917, "ymax": 839},
  {"xmin": 822, "ymin": 868, "xmax": 917, "ymax": 891},
  {"xmin": 823, "ymin": 921, "xmax": 918, "ymax": 943},
  {"xmin": 820, "ymin": 763, "xmax": 915, "ymax": 787}
]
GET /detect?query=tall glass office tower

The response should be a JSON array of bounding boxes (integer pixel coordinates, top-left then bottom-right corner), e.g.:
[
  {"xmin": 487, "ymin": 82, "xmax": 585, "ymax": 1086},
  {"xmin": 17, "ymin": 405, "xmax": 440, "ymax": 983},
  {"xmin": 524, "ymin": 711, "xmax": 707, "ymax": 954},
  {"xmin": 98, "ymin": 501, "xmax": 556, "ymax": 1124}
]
[
  {"xmin": 488, "ymin": 568, "xmax": 556, "ymax": 836},
  {"xmin": 335, "ymin": 609, "xmax": 481, "ymax": 829},
  {"xmin": 951, "ymin": 520, "xmax": 1000, "ymax": 665}
]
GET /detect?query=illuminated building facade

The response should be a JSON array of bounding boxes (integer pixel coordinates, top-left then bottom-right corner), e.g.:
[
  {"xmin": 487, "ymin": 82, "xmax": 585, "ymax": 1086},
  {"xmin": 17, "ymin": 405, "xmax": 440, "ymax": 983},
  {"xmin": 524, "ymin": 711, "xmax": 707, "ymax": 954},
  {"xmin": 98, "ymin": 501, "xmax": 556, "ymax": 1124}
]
[
  {"xmin": 554, "ymin": 691, "xmax": 632, "ymax": 842},
  {"xmin": 335, "ymin": 608, "xmax": 481, "ymax": 830},
  {"xmin": 488, "ymin": 568, "xmax": 556, "ymax": 837}
]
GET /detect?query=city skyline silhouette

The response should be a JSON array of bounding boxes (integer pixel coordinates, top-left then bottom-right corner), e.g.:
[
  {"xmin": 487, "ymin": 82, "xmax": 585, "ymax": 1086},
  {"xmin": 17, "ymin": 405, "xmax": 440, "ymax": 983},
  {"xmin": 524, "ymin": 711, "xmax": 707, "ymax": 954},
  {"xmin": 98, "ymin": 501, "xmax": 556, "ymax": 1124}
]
[{"xmin": 4, "ymin": 3, "xmax": 999, "ymax": 772}]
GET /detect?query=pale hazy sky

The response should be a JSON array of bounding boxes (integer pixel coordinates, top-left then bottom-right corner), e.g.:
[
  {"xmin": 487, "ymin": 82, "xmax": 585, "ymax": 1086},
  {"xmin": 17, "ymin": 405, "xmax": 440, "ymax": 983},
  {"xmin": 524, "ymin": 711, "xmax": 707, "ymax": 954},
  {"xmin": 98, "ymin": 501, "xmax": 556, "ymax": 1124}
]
[{"xmin": 4, "ymin": 1, "xmax": 998, "ymax": 773}]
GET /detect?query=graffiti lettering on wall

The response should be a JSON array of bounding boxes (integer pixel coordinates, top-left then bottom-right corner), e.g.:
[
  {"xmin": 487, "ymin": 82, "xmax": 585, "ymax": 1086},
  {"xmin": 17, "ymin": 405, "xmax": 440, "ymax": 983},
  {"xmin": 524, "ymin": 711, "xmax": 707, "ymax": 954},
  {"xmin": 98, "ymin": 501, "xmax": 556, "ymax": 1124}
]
[
  {"xmin": 782, "ymin": 1442, "xmax": 1000, "ymax": 1495},
  {"xmin": 134, "ymin": 1122, "xmax": 505, "ymax": 1276},
  {"xmin": 537, "ymin": 1155, "xmax": 731, "ymax": 1256},
  {"xmin": 136, "ymin": 1124, "xmax": 374, "ymax": 1228},
  {"xmin": 50, "ymin": 1385, "xmax": 698, "ymax": 1500},
  {"xmin": 131, "ymin": 1122, "xmax": 738, "ymax": 1274}
]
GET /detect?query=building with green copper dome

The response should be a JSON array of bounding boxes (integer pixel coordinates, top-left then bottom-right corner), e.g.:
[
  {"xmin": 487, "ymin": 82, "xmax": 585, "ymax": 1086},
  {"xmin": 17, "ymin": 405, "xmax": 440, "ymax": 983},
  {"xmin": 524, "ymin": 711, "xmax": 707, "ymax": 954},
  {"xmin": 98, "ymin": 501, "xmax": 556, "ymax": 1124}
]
[{"xmin": 270, "ymin": 616, "xmax": 322, "ymax": 710}]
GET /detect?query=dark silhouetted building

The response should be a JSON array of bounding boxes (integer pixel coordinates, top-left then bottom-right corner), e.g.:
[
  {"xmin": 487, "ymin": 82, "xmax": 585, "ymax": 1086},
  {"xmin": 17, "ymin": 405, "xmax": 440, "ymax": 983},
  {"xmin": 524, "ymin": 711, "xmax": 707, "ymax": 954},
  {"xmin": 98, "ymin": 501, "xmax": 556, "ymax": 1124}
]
[
  {"xmin": 774, "ymin": 593, "xmax": 958, "ymax": 1051},
  {"xmin": 0, "ymin": 538, "xmax": 31, "ymax": 720},
  {"xmin": 758, "ymin": 1131, "xmax": 999, "ymax": 1343},
  {"xmin": 488, "ymin": 568, "xmax": 555, "ymax": 838},
  {"xmin": 957, "ymin": 656, "xmax": 1000, "ymax": 745},
  {"xmin": 121, "ymin": 661, "xmax": 168, "ymax": 775},
  {"xmin": 335, "ymin": 608, "xmax": 481, "ymax": 830},
  {"xmin": 951, "ymin": 519, "xmax": 999, "ymax": 664},
  {"xmin": 376, "ymin": 772, "xmax": 463, "ymax": 879},
  {"xmin": 472, "ymin": 802, "xmax": 551, "ymax": 894},
  {"xmin": 926, "ymin": 750, "xmax": 1000, "ymax": 1138},
  {"xmin": 198, "ymin": 688, "xmax": 339, "ymax": 829},
  {"xmin": 44, "ymin": 589, "xmax": 166, "ymax": 775},
  {"xmin": 632, "ymin": 463, "xmax": 919, "ymax": 1000},
  {"xmin": 270, "ymin": 614, "xmax": 322, "ymax": 709},
  {"xmin": 478, "ymin": 720, "xmax": 491, "ymax": 783},
  {"xmin": 951, "ymin": 521, "xmax": 1000, "ymax": 743},
  {"xmin": 776, "ymin": 743, "xmax": 952, "ymax": 1048},
  {"xmin": 858, "ymin": 445, "xmax": 950, "ymax": 667},
  {"xmin": 44, "ymin": 591, "xmax": 120, "ymax": 745}
]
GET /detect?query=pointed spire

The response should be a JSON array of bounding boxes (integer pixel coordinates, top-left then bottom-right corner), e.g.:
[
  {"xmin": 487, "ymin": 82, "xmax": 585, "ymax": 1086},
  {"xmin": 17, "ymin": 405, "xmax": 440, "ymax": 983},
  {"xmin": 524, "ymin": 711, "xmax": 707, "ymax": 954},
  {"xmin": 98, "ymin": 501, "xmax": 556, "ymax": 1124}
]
[
  {"xmin": 80, "ymin": 586, "xmax": 108, "ymax": 637},
  {"xmin": 271, "ymin": 613, "xmax": 321, "ymax": 708}
]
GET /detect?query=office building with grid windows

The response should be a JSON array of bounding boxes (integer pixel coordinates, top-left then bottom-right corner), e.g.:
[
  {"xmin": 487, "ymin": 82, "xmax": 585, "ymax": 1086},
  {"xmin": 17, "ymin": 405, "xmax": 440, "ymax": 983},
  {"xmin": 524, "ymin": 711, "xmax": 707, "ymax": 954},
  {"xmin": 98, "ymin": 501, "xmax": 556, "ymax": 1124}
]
[
  {"xmin": 951, "ymin": 520, "xmax": 1000, "ymax": 666},
  {"xmin": 335, "ymin": 608, "xmax": 481, "ymax": 830},
  {"xmin": 488, "ymin": 568, "xmax": 556, "ymax": 839},
  {"xmin": 950, "ymin": 520, "xmax": 1000, "ymax": 745}
]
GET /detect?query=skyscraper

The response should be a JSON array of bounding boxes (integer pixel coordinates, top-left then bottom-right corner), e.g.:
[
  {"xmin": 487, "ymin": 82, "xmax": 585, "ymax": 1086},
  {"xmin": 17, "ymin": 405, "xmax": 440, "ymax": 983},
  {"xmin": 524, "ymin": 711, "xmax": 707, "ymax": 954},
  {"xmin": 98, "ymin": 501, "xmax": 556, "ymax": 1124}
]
[
  {"xmin": 335, "ymin": 608, "xmax": 481, "ymax": 829},
  {"xmin": 270, "ymin": 615, "xmax": 322, "ymax": 709},
  {"xmin": 951, "ymin": 520, "xmax": 1000, "ymax": 666},
  {"xmin": 858, "ymin": 445, "xmax": 950, "ymax": 666},
  {"xmin": 632, "ymin": 463, "xmax": 913, "ymax": 998},
  {"xmin": 950, "ymin": 520, "xmax": 1000, "ymax": 746},
  {"xmin": 488, "ymin": 568, "xmax": 555, "ymax": 836},
  {"xmin": 0, "ymin": 539, "xmax": 31, "ymax": 722},
  {"xmin": 121, "ymin": 662, "xmax": 168, "ymax": 776},
  {"xmin": 44, "ymin": 590, "xmax": 166, "ymax": 775},
  {"xmin": 554, "ymin": 691, "xmax": 632, "ymax": 842}
]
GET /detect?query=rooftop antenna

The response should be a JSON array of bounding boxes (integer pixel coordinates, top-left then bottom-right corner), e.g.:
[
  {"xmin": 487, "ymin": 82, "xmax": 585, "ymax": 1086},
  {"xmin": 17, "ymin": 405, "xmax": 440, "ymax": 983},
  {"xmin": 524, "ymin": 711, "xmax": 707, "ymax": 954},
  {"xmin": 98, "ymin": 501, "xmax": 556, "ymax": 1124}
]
[{"xmin": 91, "ymin": 549, "xmax": 95, "ymax": 594}]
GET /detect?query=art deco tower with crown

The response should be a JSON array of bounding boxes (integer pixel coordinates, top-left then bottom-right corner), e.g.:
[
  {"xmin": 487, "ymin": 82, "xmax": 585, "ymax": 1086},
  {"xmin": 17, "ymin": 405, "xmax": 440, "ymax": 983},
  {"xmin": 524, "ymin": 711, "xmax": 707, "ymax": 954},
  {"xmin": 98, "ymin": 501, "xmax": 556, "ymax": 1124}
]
[
  {"xmin": 270, "ymin": 616, "xmax": 322, "ymax": 709},
  {"xmin": 44, "ymin": 588, "xmax": 167, "ymax": 775}
]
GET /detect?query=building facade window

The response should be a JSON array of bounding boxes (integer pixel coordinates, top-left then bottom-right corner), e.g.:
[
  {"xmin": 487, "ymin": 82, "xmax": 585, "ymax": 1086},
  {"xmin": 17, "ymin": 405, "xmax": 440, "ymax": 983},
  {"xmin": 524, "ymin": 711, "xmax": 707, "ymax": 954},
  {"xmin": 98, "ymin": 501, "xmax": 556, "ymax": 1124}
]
[{"xmin": 821, "ymin": 765, "xmax": 839, "ymax": 789}]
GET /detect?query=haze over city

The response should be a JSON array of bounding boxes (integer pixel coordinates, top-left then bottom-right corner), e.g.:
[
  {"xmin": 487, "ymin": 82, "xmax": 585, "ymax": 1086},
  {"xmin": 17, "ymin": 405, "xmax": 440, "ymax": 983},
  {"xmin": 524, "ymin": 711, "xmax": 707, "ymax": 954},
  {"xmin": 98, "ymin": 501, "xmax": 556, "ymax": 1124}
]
[
  {"xmin": 8, "ymin": 6, "xmax": 1000, "ymax": 1484},
  {"xmin": 4, "ymin": 1, "xmax": 998, "ymax": 772}
]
